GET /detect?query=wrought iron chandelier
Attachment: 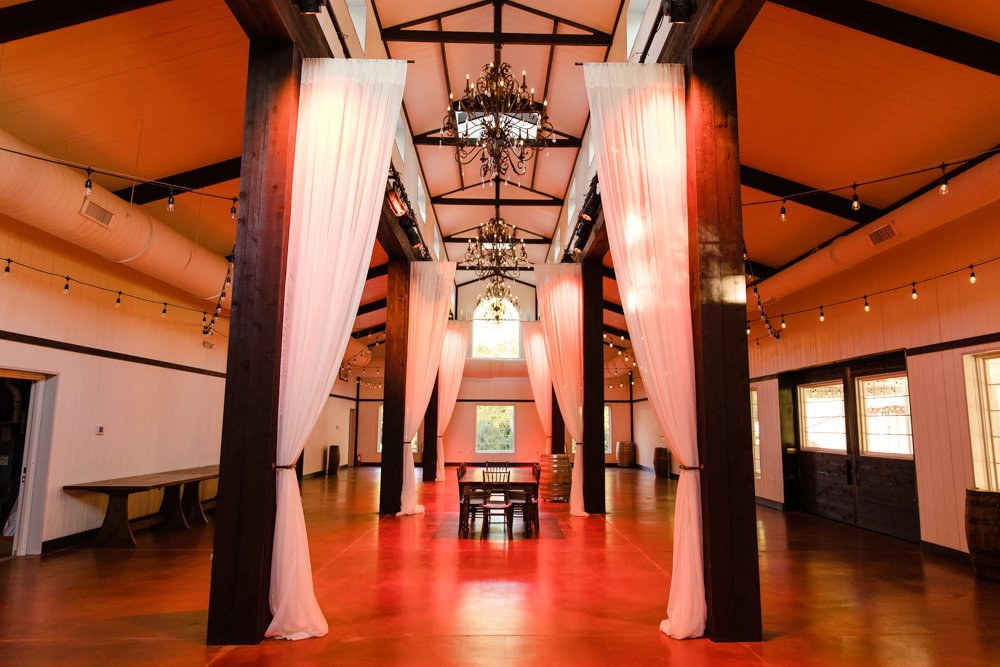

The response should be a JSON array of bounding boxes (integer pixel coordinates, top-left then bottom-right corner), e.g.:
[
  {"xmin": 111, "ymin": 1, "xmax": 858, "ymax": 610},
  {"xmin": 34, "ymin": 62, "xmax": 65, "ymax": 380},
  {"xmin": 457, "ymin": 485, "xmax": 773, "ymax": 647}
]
[
  {"xmin": 476, "ymin": 275, "xmax": 519, "ymax": 323},
  {"xmin": 464, "ymin": 215, "xmax": 528, "ymax": 281},
  {"xmin": 442, "ymin": 55, "xmax": 555, "ymax": 182}
]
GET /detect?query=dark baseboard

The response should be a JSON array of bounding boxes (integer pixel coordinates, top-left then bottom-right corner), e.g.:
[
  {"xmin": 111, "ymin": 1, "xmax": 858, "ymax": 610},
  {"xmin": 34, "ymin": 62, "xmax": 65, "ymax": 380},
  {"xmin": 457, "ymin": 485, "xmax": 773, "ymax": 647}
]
[
  {"xmin": 755, "ymin": 497, "xmax": 784, "ymax": 511},
  {"xmin": 920, "ymin": 540, "xmax": 971, "ymax": 565}
]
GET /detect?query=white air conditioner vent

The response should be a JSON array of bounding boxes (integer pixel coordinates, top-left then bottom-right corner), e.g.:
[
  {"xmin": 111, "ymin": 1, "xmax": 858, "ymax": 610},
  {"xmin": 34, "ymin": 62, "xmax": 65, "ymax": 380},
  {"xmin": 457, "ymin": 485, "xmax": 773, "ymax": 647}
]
[
  {"xmin": 79, "ymin": 198, "xmax": 114, "ymax": 227},
  {"xmin": 866, "ymin": 222, "xmax": 898, "ymax": 246}
]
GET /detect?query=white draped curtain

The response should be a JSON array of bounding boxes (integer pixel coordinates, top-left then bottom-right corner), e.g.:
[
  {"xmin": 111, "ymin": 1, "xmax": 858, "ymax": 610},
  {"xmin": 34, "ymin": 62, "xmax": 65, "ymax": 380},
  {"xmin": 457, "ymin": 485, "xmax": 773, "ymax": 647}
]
[
  {"xmin": 399, "ymin": 261, "xmax": 457, "ymax": 514},
  {"xmin": 436, "ymin": 321, "xmax": 470, "ymax": 481},
  {"xmin": 268, "ymin": 58, "xmax": 407, "ymax": 640},
  {"xmin": 584, "ymin": 63, "xmax": 705, "ymax": 639},
  {"xmin": 536, "ymin": 264, "xmax": 587, "ymax": 516},
  {"xmin": 522, "ymin": 322, "xmax": 552, "ymax": 454}
]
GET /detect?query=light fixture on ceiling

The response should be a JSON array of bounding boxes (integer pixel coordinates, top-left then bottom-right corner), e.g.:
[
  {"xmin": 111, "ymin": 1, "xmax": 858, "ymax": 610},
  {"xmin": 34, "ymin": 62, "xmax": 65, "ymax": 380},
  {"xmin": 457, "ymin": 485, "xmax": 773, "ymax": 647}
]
[
  {"xmin": 663, "ymin": 0, "xmax": 693, "ymax": 23},
  {"xmin": 442, "ymin": 54, "xmax": 555, "ymax": 182},
  {"xmin": 464, "ymin": 215, "xmax": 529, "ymax": 281},
  {"xmin": 296, "ymin": 0, "xmax": 323, "ymax": 14},
  {"xmin": 476, "ymin": 274, "xmax": 519, "ymax": 323}
]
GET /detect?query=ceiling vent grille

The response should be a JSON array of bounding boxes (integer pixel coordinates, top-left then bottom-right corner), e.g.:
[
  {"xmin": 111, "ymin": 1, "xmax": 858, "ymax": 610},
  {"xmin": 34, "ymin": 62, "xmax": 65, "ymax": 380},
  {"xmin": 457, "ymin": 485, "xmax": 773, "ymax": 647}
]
[
  {"xmin": 79, "ymin": 198, "xmax": 114, "ymax": 227},
  {"xmin": 866, "ymin": 222, "xmax": 898, "ymax": 246}
]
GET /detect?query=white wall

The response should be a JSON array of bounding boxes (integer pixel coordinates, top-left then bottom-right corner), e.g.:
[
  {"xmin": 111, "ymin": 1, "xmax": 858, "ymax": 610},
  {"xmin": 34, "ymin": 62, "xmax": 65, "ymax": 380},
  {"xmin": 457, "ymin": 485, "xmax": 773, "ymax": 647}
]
[
  {"xmin": 0, "ymin": 215, "xmax": 229, "ymax": 543},
  {"xmin": 748, "ymin": 201, "xmax": 1000, "ymax": 551},
  {"xmin": 752, "ymin": 379, "xmax": 783, "ymax": 504},
  {"xmin": 300, "ymin": 378, "xmax": 357, "ymax": 475}
]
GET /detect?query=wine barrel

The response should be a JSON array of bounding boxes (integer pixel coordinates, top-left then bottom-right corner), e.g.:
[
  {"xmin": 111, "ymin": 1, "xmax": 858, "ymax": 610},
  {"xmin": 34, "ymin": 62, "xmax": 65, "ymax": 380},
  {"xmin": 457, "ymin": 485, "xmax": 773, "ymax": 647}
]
[
  {"xmin": 616, "ymin": 441, "xmax": 636, "ymax": 468},
  {"xmin": 539, "ymin": 454, "xmax": 572, "ymax": 502},
  {"xmin": 653, "ymin": 447, "xmax": 671, "ymax": 479},
  {"xmin": 967, "ymin": 488, "xmax": 1000, "ymax": 581}
]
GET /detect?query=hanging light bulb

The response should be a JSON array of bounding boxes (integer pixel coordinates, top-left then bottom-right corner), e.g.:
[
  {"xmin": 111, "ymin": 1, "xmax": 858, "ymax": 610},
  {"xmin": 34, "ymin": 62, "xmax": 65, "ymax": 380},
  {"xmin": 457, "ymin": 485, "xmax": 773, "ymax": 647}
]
[
  {"xmin": 167, "ymin": 191, "xmax": 175, "ymax": 212},
  {"xmin": 780, "ymin": 314, "xmax": 786, "ymax": 329},
  {"xmin": 819, "ymin": 306, "xmax": 825, "ymax": 322},
  {"xmin": 911, "ymin": 282, "xmax": 918, "ymax": 300},
  {"xmin": 779, "ymin": 199, "xmax": 787, "ymax": 223},
  {"xmin": 851, "ymin": 183, "xmax": 860, "ymax": 211},
  {"xmin": 202, "ymin": 311, "xmax": 207, "ymax": 325},
  {"xmin": 230, "ymin": 198, "xmax": 238, "ymax": 220},
  {"xmin": 969, "ymin": 265, "xmax": 976, "ymax": 284},
  {"xmin": 603, "ymin": 332, "xmax": 607, "ymax": 340},
  {"xmin": 938, "ymin": 164, "xmax": 949, "ymax": 195},
  {"xmin": 864, "ymin": 295, "xmax": 870, "ymax": 312},
  {"xmin": 3, "ymin": 258, "xmax": 10, "ymax": 276},
  {"xmin": 747, "ymin": 325, "xmax": 751, "ymax": 336},
  {"xmin": 617, "ymin": 348, "xmax": 622, "ymax": 356},
  {"xmin": 161, "ymin": 302, "xmax": 168, "ymax": 317},
  {"xmin": 115, "ymin": 291, "xmax": 122, "ymax": 308},
  {"xmin": 84, "ymin": 169, "xmax": 93, "ymax": 198},
  {"xmin": 63, "ymin": 276, "xmax": 70, "ymax": 294}
]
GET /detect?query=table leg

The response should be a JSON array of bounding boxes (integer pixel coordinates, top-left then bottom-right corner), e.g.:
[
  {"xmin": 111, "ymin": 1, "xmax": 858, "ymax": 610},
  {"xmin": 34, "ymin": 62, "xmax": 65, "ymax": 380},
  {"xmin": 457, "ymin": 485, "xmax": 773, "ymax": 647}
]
[
  {"xmin": 159, "ymin": 485, "xmax": 189, "ymax": 530},
  {"xmin": 459, "ymin": 499, "xmax": 468, "ymax": 537},
  {"xmin": 92, "ymin": 492, "xmax": 136, "ymax": 548},
  {"xmin": 182, "ymin": 482, "xmax": 208, "ymax": 525}
]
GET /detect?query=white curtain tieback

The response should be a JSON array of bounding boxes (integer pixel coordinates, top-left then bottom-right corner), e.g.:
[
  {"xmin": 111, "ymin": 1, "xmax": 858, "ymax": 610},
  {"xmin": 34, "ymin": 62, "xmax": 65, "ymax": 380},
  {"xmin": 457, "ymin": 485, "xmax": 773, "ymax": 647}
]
[{"xmin": 678, "ymin": 464, "xmax": 703, "ymax": 471}]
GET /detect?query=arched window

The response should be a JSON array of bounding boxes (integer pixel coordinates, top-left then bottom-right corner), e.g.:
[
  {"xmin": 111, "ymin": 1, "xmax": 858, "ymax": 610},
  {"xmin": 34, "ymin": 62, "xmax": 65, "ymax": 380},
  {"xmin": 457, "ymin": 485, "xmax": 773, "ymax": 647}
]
[{"xmin": 472, "ymin": 297, "xmax": 520, "ymax": 359}]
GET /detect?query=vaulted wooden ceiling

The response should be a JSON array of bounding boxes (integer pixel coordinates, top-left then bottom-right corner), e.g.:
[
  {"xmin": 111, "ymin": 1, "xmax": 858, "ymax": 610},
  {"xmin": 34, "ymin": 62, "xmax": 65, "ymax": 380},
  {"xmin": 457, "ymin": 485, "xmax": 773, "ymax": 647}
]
[{"xmin": 0, "ymin": 0, "xmax": 997, "ymax": 347}]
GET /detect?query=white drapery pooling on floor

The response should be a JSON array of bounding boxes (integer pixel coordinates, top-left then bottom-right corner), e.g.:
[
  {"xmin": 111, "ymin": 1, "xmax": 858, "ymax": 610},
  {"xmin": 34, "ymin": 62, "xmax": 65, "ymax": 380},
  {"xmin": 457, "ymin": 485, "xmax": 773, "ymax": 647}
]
[
  {"xmin": 399, "ymin": 261, "xmax": 457, "ymax": 514},
  {"xmin": 584, "ymin": 62, "xmax": 705, "ymax": 639},
  {"xmin": 436, "ymin": 321, "xmax": 470, "ymax": 481},
  {"xmin": 267, "ymin": 58, "xmax": 407, "ymax": 640},
  {"xmin": 536, "ymin": 264, "xmax": 587, "ymax": 516},
  {"xmin": 522, "ymin": 322, "xmax": 553, "ymax": 455}
]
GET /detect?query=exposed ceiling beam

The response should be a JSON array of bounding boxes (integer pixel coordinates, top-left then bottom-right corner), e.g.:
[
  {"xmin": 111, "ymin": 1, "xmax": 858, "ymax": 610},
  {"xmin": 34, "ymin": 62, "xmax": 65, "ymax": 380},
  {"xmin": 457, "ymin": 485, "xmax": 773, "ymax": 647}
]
[
  {"xmin": 357, "ymin": 298, "xmax": 387, "ymax": 316},
  {"xmin": 602, "ymin": 265, "xmax": 615, "ymax": 281},
  {"xmin": 431, "ymin": 197, "xmax": 563, "ymax": 207},
  {"xmin": 444, "ymin": 236, "xmax": 551, "ymax": 244},
  {"xmin": 431, "ymin": 180, "xmax": 561, "ymax": 200},
  {"xmin": 657, "ymin": 0, "xmax": 765, "ymax": 63},
  {"xmin": 740, "ymin": 165, "xmax": 884, "ymax": 224},
  {"xmin": 381, "ymin": 28, "xmax": 611, "ymax": 46},
  {"xmin": 770, "ymin": 0, "xmax": 1000, "ymax": 76},
  {"xmin": 603, "ymin": 299, "xmax": 624, "ymax": 315},
  {"xmin": 112, "ymin": 157, "xmax": 241, "ymax": 204},
  {"xmin": 352, "ymin": 323, "xmax": 386, "ymax": 339},
  {"xmin": 225, "ymin": 0, "xmax": 333, "ymax": 57},
  {"xmin": 412, "ymin": 133, "xmax": 582, "ymax": 148},
  {"xmin": 603, "ymin": 323, "xmax": 629, "ymax": 340},
  {"xmin": 366, "ymin": 263, "xmax": 389, "ymax": 281},
  {"xmin": 384, "ymin": 0, "xmax": 492, "ymax": 31},
  {"xmin": 0, "ymin": 0, "xmax": 169, "ymax": 43}
]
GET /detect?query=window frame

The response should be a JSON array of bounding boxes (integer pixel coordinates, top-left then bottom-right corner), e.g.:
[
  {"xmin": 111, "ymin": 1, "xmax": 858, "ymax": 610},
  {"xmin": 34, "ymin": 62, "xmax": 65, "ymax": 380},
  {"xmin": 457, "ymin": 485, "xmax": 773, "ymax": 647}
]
[
  {"xmin": 376, "ymin": 404, "xmax": 417, "ymax": 454},
  {"xmin": 474, "ymin": 404, "xmax": 516, "ymax": 454},
  {"xmin": 750, "ymin": 387, "xmax": 761, "ymax": 478},
  {"xmin": 471, "ymin": 297, "xmax": 521, "ymax": 359},
  {"xmin": 797, "ymin": 380, "xmax": 848, "ymax": 453},
  {"xmin": 855, "ymin": 372, "xmax": 914, "ymax": 460},
  {"xmin": 968, "ymin": 352, "xmax": 1000, "ymax": 491}
]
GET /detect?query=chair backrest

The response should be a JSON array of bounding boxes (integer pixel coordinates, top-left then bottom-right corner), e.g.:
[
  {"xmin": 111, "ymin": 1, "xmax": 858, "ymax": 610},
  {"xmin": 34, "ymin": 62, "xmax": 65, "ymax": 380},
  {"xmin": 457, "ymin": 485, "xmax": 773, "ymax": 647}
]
[{"xmin": 482, "ymin": 469, "xmax": 510, "ymax": 502}]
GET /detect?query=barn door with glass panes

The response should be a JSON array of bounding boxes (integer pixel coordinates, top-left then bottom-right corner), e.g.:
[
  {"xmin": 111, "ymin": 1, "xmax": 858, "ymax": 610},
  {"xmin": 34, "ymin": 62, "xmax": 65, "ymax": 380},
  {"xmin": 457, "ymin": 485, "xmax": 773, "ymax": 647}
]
[
  {"xmin": 852, "ymin": 373, "xmax": 919, "ymax": 542},
  {"xmin": 789, "ymin": 354, "xmax": 919, "ymax": 542}
]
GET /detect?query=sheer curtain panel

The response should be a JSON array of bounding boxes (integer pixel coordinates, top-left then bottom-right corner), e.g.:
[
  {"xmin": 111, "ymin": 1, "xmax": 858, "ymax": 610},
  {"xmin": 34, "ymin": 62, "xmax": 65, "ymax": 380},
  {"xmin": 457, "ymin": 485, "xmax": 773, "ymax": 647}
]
[
  {"xmin": 522, "ymin": 322, "xmax": 553, "ymax": 454},
  {"xmin": 584, "ymin": 62, "xmax": 705, "ymax": 638},
  {"xmin": 436, "ymin": 321, "xmax": 470, "ymax": 481},
  {"xmin": 400, "ymin": 261, "xmax": 457, "ymax": 513},
  {"xmin": 536, "ymin": 264, "xmax": 587, "ymax": 516},
  {"xmin": 267, "ymin": 58, "xmax": 407, "ymax": 640}
]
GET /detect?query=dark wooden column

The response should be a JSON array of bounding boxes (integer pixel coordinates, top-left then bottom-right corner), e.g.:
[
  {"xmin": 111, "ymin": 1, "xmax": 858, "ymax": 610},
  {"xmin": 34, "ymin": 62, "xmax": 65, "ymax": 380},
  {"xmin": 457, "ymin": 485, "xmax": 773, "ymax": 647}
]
[
  {"xmin": 686, "ymin": 47, "xmax": 763, "ymax": 642},
  {"xmin": 379, "ymin": 259, "xmax": 409, "ymax": 514},
  {"xmin": 581, "ymin": 257, "xmax": 606, "ymax": 514},
  {"xmin": 207, "ymin": 41, "xmax": 300, "ymax": 646},
  {"xmin": 422, "ymin": 378, "xmax": 439, "ymax": 481},
  {"xmin": 550, "ymin": 388, "xmax": 565, "ymax": 454}
]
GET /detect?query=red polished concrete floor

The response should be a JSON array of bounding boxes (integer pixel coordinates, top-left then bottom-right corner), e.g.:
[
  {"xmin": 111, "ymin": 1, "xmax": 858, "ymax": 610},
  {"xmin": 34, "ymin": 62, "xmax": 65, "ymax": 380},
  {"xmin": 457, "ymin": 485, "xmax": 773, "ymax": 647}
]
[{"xmin": 1, "ymin": 467, "xmax": 999, "ymax": 666}]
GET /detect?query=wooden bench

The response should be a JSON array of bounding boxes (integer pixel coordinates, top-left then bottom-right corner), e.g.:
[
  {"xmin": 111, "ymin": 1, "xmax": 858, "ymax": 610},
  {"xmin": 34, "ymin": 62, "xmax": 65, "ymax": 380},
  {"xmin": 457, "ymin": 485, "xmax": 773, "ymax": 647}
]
[{"xmin": 64, "ymin": 465, "xmax": 219, "ymax": 548}]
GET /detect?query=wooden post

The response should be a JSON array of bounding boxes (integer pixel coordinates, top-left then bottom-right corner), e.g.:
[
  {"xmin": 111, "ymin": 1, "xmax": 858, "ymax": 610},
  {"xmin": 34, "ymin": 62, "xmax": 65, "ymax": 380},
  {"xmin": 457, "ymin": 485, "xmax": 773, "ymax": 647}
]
[
  {"xmin": 582, "ymin": 257, "xmax": 606, "ymax": 513},
  {"xmin": 379, "ymin": 259, "xmax": 409, "ymax": 514},
  {"xmin": 551, "ymin": 388, "xmax": 565, "ymax": 454},
  {"xmin": 686, "ymin": 47, "xmax": 763, "ymax": 642},
  {"xmin": 422, "ymin": 378, "xmax": 439, "ymax": 481},
  {"xmin": 207, "ymin": 41, "xmax": 300, "ymax": 646}
]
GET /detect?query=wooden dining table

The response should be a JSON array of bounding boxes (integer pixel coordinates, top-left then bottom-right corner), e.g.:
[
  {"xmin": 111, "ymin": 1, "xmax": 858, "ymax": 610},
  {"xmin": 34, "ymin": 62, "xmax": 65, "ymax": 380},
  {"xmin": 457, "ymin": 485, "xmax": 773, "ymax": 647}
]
[{"xmin": 458, "ymin": 467, "xmax": 540, "ymax": 537}]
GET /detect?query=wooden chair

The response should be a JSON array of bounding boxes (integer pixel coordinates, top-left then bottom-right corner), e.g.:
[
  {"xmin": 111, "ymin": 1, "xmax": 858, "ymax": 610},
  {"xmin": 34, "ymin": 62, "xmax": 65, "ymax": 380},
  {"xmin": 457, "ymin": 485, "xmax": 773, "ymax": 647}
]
[
  {"xmin": 480, "ymin": 470, "xmax": 514, "ymax": 539},
  {"xmin": 457, "ymin": 464, "xmax": 484, "ymax": 537},
  {"xmin": 509, "ymin": 463, "xmax": 542, "ymax": 537}
]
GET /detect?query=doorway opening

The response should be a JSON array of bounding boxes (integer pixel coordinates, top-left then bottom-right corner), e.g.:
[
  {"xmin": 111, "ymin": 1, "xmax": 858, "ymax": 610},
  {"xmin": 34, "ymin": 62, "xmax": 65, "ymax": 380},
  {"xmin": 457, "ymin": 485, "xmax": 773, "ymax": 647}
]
[{"xmin": 1, "ymin": 377, "xmax": 33, "ymax": 557}]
